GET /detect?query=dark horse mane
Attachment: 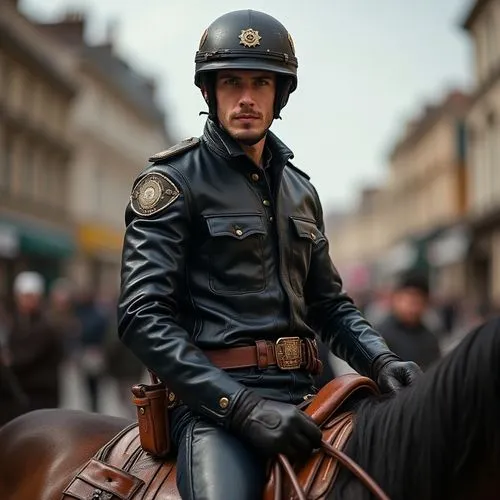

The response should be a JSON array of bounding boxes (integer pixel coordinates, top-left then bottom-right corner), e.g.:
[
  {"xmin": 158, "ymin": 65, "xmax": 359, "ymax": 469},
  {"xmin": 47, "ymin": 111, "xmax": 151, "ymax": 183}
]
[{"xmin": 337, "ymin": 317, "xmax": 500, "ymax": 500}]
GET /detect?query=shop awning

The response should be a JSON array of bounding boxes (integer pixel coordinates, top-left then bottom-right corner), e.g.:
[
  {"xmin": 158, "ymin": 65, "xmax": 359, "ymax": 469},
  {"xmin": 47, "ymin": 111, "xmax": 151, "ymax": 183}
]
[
  {"xmin": 77, "ymin": 223, "xmax": 124, "ymax": 255},
  {"xmin": 0, "ymin": 217, "xmax": 75, "ymax": 258},
  {"xmin": 427, "ymin": 225, "xmax": 470, "ymax": 267},
  {"xmin": 0, "ymin": 223, "xmax": 19, "ymax": 258},
  {"xmin": 382, "ymin": 226, "xmax": 445, "ymax": 276}
]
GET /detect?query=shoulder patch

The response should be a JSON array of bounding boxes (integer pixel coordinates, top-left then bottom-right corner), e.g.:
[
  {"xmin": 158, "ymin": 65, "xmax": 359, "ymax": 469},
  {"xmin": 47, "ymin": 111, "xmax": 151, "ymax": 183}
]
[
  {"xmin": 148, "ymin": 137, "xmax": 200, "ymax": 163},
  {"xmin": 286, "ymin": 161, "xmax": 310, "ymax": 180},
  {"xmin": 130, "ymin": 172, "xmax": 180, "ymax": 216}
]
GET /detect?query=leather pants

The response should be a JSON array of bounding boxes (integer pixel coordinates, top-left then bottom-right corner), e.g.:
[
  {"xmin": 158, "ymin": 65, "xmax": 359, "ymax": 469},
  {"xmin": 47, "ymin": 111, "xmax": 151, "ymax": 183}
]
[
  {"xmin": 169, "ymin": 366, "xmax": 328, "ymax": 499},
  {"xmin": 171, "ymin": 405, "xmax": 266, "ymax": 500}
]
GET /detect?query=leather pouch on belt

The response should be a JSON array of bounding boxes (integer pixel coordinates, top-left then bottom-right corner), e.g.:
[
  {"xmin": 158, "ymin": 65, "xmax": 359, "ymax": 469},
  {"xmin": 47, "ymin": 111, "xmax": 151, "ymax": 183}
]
[{"xmin": 131, "ymin": 373, "xmax": 170, "ymax": 458}]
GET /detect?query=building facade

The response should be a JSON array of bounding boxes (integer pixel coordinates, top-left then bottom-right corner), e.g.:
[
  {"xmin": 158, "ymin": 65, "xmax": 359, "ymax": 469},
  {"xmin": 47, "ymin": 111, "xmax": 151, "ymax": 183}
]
[
  {"xmin": 37, "ymin": 14, "xmax": 171, "ymax": 295},
  {"xmin": 327, "ymin": 187, "xmax": 392, "ymax": 295},
  {"xmin": 329, "ymin": 90, "xmax": 470, "ymax": 299},
  {"xmin": 462, "ymin": 0, "xmax": 500, "ymax": 309},
  {"xmin": 0, "ymin": 0, "xmax": 77, "ymax": 297},
  {"xmin": 382, "ymin": 90, "xmax": 470, "ymax": 297}
]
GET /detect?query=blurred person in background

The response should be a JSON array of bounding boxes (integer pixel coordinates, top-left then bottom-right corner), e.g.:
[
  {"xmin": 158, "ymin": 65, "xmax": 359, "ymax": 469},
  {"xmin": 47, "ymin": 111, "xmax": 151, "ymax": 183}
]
[
  {"xmin": 47, "ymin": 278, "xmax": 80, "ymax": 361},
  {"xmin": 363, "ymin": 287, "xmax": 392, "ymax": 326},
  {"xmin": 0, "ymin": 271, "xmax": 64, "ymax": 426},
  {"xmin": 74, "ymin": 286, "xmax": 109, "ymax": 413},
  {"xmin": 376, "ymin": 272, "xmax": 441, "ymax": 371}
]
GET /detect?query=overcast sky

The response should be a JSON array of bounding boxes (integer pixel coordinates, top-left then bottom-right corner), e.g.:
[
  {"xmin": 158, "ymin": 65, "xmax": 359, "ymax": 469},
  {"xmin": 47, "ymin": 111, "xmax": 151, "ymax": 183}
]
[{"xmin": 21, "ymin": 0, "xmax": 473, "ymax": 213}]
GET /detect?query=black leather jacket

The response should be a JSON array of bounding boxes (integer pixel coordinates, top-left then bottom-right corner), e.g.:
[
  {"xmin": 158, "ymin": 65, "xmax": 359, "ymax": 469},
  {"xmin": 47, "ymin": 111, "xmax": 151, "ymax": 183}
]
[{"xmin": 118, "ymin": 118, "xmax": 391, "ymax": 425}]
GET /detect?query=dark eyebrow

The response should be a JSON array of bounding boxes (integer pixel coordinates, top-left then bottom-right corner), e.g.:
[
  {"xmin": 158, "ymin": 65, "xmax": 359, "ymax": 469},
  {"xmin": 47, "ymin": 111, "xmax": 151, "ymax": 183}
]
[{"xmin": 217, "ymin": 72, "xmax": 240, "ymax": 80}]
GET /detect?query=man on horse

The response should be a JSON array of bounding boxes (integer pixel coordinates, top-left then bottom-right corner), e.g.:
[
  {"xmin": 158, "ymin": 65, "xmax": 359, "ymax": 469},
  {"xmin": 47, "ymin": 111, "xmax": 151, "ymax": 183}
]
[{"xmin": 118, "ymin": 9, "xmax": 421, "ymax": 500}]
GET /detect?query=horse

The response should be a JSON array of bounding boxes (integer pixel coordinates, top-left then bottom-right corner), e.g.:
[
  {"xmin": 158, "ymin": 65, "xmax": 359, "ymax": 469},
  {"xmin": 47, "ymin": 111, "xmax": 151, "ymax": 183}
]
[{"xmin": 1, "ymin": 316, "xmax": 500, "ymax": 500}]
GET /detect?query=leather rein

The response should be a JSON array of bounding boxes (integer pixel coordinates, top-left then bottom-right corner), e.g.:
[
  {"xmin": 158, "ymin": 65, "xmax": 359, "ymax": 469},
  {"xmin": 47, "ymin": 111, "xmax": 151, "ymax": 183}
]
[{"xmin": 274, "ymin": 440, "xmax": 390, "ymax": 500}]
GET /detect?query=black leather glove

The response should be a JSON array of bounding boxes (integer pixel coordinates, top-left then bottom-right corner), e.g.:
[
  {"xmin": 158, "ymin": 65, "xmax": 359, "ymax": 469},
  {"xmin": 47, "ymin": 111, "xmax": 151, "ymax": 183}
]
[
  {"xmin": 372, "ymin": 353, "xmax": 422, "ymax": 394},
  {"xmin": 229, "ymin": 389, "xmax": 322, "ymax": 459}
]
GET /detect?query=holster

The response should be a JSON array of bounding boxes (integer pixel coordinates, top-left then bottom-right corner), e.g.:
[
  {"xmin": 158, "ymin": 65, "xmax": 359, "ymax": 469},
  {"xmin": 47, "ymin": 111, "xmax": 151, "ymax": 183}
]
[{"xmin": 131, "ymin": 371, "xmax": 171, "ymax": 458}]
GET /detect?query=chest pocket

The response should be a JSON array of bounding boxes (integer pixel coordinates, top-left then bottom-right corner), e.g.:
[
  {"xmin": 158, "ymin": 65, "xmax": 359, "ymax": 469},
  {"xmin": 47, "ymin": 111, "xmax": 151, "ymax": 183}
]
[
  {"xmin": 205, "ymin": 214, "xmax": 267, "ymax": 295},
  {"xmin": 289, "ymin": 217, "xmax": 326, "ymax": 295}
]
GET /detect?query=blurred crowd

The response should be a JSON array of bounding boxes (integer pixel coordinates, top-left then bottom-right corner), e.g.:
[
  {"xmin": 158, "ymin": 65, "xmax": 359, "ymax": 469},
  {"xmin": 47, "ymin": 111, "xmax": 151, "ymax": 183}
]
[
  {"xmin": 0, "ymin": 268, "xmax": 495, "ymax": 429},
  {"xmin": 0, "ymin": 271, "xmax": 145, "ymax": 427},
  {"xmin": 352, "ymin": 272, "xmax": 496, "ymax": 372}
]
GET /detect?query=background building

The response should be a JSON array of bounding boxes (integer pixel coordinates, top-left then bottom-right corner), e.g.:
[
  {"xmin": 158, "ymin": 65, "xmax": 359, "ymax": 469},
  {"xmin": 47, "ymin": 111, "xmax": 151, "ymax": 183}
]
[
  {"xmin": 0, "ymin": 0, "xmax": 77, "ymax": 297},
  {"xmin": 462, "ymin": 0, "xmax": 500, "ymax": 311},
  {"xmin": 382, "ymin": 90, "xmax": 470, "ymax": 297},
  {"xmin": 36, "ymin": 13, "xmax": 172, "ymax": 296},
  {"xmin": 329, "ymin": 89, "xmax": 470, "ymax": 301}
]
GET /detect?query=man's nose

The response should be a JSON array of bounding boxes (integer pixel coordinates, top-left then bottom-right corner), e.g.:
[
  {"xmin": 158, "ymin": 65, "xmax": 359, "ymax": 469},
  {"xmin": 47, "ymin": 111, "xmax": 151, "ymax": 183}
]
[{"xmin": 238, "ymin": 86, "xmax": 256, "ymax": 107}]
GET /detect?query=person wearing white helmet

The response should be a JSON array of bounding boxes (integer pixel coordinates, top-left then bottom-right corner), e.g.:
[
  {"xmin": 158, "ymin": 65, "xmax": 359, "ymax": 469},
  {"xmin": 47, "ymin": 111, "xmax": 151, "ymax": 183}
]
[{"xmin": 0, "ymin": 271, "xmax": 64, "ymax": 426}]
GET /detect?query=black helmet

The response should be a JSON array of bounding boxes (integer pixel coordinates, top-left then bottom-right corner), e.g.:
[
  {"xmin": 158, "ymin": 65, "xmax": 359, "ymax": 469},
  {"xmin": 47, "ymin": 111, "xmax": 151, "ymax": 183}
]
[{"xmin": 195, "ymin": 10, "xmax": 298, "ymax": 118}]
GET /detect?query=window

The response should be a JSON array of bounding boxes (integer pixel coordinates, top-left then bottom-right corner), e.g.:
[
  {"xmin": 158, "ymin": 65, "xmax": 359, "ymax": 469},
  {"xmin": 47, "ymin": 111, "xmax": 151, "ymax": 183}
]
[
  {"xmin": 456, "ymin": 121, "xmax": 467, "ymax": 163},
  {"xmin": 487, "ymin": 113, "xmax": 496, "ymax": 208},
  {"xmin": 484, "ymin": 7, "xmax": 499, "ymax": 75},
  {"xmin": 3, "ymin": 58, "xmax": 13, "ymax": 103},
  {"xmin": 39, "ymin": 150, "xmax": 52, "ymax": 204},
  {"xmin": 0, "ymin": 127, "xmax": 12, "ymax": 192},
  {"xmin": 53, "ymin": 160, "xmax": 67, "ymax": 208},
  {"xmin": 94, "ymin": 163, "xmax": 103, "ymax": 213},
  {"xmin": 21, "ymin": 144, "xmax": 35, "ymax": 199},
  {"xmin": 11, "ymin": 67, "xmax": 24, "ymax": 112},
  {"xmin": 32, "ymin": 82, "xmax": 45, "ymax": 124}
]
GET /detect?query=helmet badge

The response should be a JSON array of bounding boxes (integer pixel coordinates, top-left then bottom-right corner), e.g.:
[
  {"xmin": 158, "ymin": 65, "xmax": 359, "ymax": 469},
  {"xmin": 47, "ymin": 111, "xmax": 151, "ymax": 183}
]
[
  {"xmin": 288, "ymin": 33, "xmax": 295, "ymax": 55},
  {"xmin": 199, "ymin": 28, "xmax": 208, "ymax": 49},
  {"xmin": 239, "ymin": 28, "xmax": 262, "ymax": 48}
]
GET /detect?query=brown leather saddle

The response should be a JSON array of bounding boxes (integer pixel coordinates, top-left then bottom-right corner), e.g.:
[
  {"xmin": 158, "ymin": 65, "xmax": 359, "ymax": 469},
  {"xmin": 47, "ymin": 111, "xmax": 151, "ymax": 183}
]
[{"xmin": 61, "ymin": 375, "xmax": 389, "ymax": 500}]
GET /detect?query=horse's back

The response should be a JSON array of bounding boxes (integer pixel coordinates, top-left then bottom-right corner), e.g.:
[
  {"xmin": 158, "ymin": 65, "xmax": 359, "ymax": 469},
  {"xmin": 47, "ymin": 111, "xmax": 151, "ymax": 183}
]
[{"xmin": 0, "ymin": 409, "xmax": 130, "ymax": 500}]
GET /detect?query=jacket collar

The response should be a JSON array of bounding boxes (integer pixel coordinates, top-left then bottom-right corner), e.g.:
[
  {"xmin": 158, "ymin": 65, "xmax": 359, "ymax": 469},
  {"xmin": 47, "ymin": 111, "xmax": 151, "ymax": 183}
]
[{"xmin": 202, "ymin": 118, "xmax": 294, "ymax": 167}]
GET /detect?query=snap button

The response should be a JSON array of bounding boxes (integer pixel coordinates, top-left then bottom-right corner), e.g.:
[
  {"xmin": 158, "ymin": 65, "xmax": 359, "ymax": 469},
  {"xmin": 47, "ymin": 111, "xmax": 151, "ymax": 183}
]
[
  {"xmin": 251, "ymin": 173, "xmax": 260, "ymax": 181},
  {"xmin": 263, "ymin": 200, "xmax": 271, "ymax": 207},
  {"xmin": 310, "ymin": 232, "xmax": 316, "ymax": 240},
  {"xmin": 269, "ymin": 216, "xmax": 274, "ymax": 222},
  {"xmin": 235, "ymin": 229, "xmax": 243, "ymax": 236},
  {"xmin": 219, "ymin": 397, "xmax": 230, "ymax": 409}
]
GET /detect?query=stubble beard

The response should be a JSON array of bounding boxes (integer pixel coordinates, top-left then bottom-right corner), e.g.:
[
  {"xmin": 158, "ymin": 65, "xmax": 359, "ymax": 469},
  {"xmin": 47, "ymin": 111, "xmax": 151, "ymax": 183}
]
[{"xmin": 234, "ymin": 129, "xmax": 268, "ymax": 146}]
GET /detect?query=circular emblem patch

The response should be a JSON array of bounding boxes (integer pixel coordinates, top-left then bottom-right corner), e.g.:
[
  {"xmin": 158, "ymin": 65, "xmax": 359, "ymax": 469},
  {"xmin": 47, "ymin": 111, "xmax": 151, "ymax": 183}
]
[
  {"xmin": 130, "ymin": 173, "xmax": 180, "ymax": 216},
  {"xmin": 239, "ymin": 28, "xmax": 261, "ymax": 48},
  {"xmin": 139, "ymin": 178, "xmax": 162, "ymax": 210}
]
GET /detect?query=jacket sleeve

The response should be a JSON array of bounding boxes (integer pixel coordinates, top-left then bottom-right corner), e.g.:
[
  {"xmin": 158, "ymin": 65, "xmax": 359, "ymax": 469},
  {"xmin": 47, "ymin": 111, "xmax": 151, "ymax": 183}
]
[
  {"xmin": 303, "ymin": 190, "xmax": 392, "ymax": 377},
  {"xmin": 117, "ymin": 166, "xmax": 245, "ymax": 424}
]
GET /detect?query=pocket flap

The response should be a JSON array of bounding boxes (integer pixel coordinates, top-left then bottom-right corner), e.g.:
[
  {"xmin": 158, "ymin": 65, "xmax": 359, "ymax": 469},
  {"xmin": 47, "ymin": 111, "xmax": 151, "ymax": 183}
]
[
  {"xmin": 290, "ymin": 217, "xmax": 325, "ymax": 244},
  {"xmin": 62, "ymin": 458, "xmax": 144, "ymax": 500},
  {"xmin": 205, "ymin": 214, "xmax": 266, "ymax": 240}
]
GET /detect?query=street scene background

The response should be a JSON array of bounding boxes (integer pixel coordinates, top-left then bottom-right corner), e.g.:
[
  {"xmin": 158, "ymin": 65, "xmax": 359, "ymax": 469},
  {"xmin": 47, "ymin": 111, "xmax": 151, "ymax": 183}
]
[{"xmin": 1, "ymin": 0, "xmax": 499, "ymax": 423}]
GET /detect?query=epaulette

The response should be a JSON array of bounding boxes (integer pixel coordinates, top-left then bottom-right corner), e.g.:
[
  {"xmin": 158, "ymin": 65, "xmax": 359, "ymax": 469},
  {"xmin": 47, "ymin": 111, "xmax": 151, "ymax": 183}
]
[
  {"xmin": 148, "ymin": 136, "xmax": 200, "ymax": 163},
  {"xmin": 286, "ymin": 161, "xmax": 310, "ymax": 180}
]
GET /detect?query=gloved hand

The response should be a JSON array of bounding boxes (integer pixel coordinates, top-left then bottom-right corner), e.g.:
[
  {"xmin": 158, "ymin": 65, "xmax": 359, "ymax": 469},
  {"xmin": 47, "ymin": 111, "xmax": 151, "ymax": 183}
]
[
  {"xmin": 229, "ymin": 389, "xmax": 322, "ymax": 459},
  {"xmin": 372, "ymin": 353, "xmax": 422, "ymax": 394}
]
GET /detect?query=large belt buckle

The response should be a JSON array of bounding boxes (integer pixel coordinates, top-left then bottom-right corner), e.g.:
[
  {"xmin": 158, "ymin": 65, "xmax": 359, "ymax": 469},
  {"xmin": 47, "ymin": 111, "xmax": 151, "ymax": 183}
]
[{"xmin": 275, "ymin": 337, "xmax": 302, "ymax": 370}]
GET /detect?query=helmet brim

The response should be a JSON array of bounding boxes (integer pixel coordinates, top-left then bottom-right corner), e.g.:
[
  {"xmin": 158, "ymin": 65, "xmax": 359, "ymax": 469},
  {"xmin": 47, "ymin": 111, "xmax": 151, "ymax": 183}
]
[{"xmin": 195, "ymin": 58, "xmax": 297, "ymax": 91}]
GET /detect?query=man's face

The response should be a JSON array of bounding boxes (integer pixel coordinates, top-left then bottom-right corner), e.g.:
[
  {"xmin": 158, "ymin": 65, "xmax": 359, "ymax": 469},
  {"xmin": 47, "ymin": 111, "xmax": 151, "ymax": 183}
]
[
  {"xmin": 214, "ymin": 69, "xmax": 276, "ymax": 146},
  {"xmin": 392, "ymin": 288, "xmax": 428, "ymax": 326},
  {"xmin": 16, "ymin": 292, "xmax": 41, "ymax": 314}
]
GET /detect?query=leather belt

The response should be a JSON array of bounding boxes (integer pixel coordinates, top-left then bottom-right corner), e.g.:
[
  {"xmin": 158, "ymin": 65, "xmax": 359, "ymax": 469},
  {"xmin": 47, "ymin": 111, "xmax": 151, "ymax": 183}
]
[{"xmin": 204, "ymin": 337, "xmax": 323, "ymax": 375}]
